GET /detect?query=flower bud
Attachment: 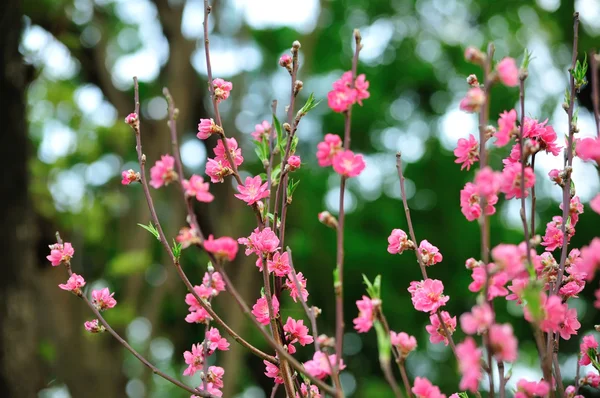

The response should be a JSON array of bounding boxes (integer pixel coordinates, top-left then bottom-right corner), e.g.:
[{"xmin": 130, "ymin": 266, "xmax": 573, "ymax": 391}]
[
  {"xmin": 318, "ymin": 211, "xmax": 338, "ymax": 229},
  {"xmin": 292, "ymin": 40, "xmax": 301, "ymax": 51},
  {"xmin": 283, "ymin": 123, "xmax": 291, "ymax": 133},
  {"xmin": 464, "ymin": 47, "xmax": 486, "ymax": 65},
  {"xmin": 293, "ymin": 80, "xmax": 303, "ymax": 96},
  {"xmin": 466, "ymin": 74, "xmax": 479, "ymax": 87}
]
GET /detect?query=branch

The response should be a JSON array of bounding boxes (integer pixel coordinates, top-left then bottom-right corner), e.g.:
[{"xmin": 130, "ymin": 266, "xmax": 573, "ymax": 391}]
[{"xmin": 591, "ymin": 51, "xmax": 600, "ymax": 137}]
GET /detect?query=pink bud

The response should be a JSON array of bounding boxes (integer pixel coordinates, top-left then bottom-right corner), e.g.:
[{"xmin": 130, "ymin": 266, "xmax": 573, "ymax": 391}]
[{"xmin": 287, "ymin": 155, "xmax": 301, "ymax": 171}]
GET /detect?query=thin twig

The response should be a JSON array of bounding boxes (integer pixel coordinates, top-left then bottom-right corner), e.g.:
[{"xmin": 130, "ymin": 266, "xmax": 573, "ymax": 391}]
[
  {"xmin": 498, "ymin": 361, "xmax": 506, "ymax": 398},
  {"xmin": 518, "ymin": 70, "xmax": 532, "ymax": 268},
  {"xmin": 530, "ymin": 153, "xmax": 537, "ymax": 235},
  {"xmin": 553, "ymin": 351, "xmax": 565, "ymax": 397},
  {"xmin": 378, "ymin": 312, "xmax": 412, "ymax": 398},
  {"xmin": 591, "ymin": 50, "xmax": 600, "ymax": 137}
]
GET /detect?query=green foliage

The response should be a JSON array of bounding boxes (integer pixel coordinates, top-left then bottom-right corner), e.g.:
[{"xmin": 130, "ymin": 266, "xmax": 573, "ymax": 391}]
[
  {"xmin": 107, "ymin": 250, "xmax": 151, "ymax": 276},
  {"xmin": 374, "ymin": 320, "xmax": 391, "ymax": 364},
  {"xmin": 362, "ymin": 274, "xmax": 381, "ymax": 299},
  {"xmin": 137, "ymin": 221, "xmax": 160, "ymax": 241},
  {"xmin": 296, "ymin": 92, "xmax": 321, "ymax": 118},
  {"xmin": 572, "ymin": 53, "xmax": 588, "ymax": 91}
]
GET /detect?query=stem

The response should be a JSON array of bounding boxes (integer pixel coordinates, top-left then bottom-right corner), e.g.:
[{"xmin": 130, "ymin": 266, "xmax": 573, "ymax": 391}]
[
  {"xmin": 266, "ymin": 100, "xmax": 278, "ymax": 229},
  {"xmin": 378, "ymin": 312, "xmax": 411, "ymax": 398},
  {"xmin": 498, "ymin": 361, "xmax": 506, "ymax": 398},
  {"xmin": 591, "ymin": 50, "xmax": 600, "ymax": 137},
  {"xmin": 518, "ymin": 73, "xmax": 532, "ymax": 267},
  {"xmin": 553, "ymin": 351, "xmax": 565, "ymax": 397},
  {"xmin": 530, "ymin": 154, "xmax": 537, "ymax": 235},
  {"xmin": 398, "ymin": 360, "xmax": 413, "ymax": 398},
  {"xmin": 533, "ymin": 327, "xmax": 554, "ymax": 391},
  {"xmin": 381, "ymin": 358, "xmax": 404, "ymax": 398}
]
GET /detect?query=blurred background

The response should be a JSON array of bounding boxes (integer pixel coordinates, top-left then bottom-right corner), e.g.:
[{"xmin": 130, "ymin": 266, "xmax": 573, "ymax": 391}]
[{"xmin": 2, "ymin": 0, "xmax": 600, "ymax": 397}]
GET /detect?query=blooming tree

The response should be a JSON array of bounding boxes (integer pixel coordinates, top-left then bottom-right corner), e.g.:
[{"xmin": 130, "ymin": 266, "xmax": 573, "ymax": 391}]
[{"xmin": 46, "ymin": 5, "xmax": 600, "ymax": 398}]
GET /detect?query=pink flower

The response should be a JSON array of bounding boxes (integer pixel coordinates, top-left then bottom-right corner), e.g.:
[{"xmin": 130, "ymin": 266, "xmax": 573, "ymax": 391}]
[
  {"xmin": 590, "ymin": 193, "xmax": 600, "ymax": 214},
  {"xmin": 500, "ymin": 162, "xmax": 535, "ymax": 199},
  {"xmin": 203, "ymin": 272, "xmax": 226, "ymax": 295},
  {"xmin": 577, "ymin": 238, "xmax": 600, "ymax": 281},
  {"xmin": 559, "ymin": 280, "xmax": 584, "ymax": 299},
  {"xmin": 284, "ymin": 317, "xmax": 314, "ymax": 347},
  {"xmin": 495, "ymin": 109, "xmax": 517, "ymax": 147},
  {"xmin": 539, "ymin": 295, "xmax": 567, "ymax": 333},
  {"xmin": 453, "ymin": 134, "xmax": 479, "ymax": 170},
  {"xmin": 185, "ymin": 291, "xmax": 211, "ymax": 324},
  {"xmin": 474, "ymin": 166, "xmax": 502, "ymax": 197},
  {"xmin": 59, "ymin": 273, "xmax": 86, "ymax": 293},
  {"xmin": 287, "ymin": 155, "xmax": 301, "ymax": 171},
  {"xmin": 150, "ymin": 155, "xmax": 177, "ymax": 189},
  {"xmin": 523, "ymin": 117, "xmax": 561, "ymax": 156},
  {"xmin": 353, "ymin": 295, "xmax": 377, "ymax": 333},
  {"xmin": 327, "ymin": 87, "xmax": 356, "ymax": 113},
  {"xmin": 316, "ymin": 134, "xmax": 343, "ymax": 167},
  {"xmin": 387, "ymin": 229, "xmax": 415, "ymax": 254},
  {"xmin": 579, "ymin": 334, "xmax": 598, "ymax": 366},
  {"xmin": 456, "ymin": 337, "xmax": 482, "ymax": 392},
  {"xmin": 91, "ymin": 288, "xmax": 117, "ymax": 311},
  {"xmin": 286, "ymin": 272, "xmax": 309, "ymax": 302},
  {"xmin": 560, "ymin": 196, "xmax": 584, "ymax": 227},
  {"xmin": 303, "ymin": 352, "xmax": 345, "ymax": 380},
  {"xmin": 121, "ymin": 169, "xmax": 139, "ymax": 185},
  {"xmin": 297, "ymin": 383, "xmax": 321, "ymax": 398},
  {"xmin": 515, "ymin": 379, "xmax": 550, "ymax": 398},
  {"xmin": 496, "ymin": 57, "xmax": 519, "ymax": 87},
  {"xmin": 489, "ymin": 324, "xmax": 518, "ymax": 362},
  {"xmin": 203, "ymin": 235, "xmax": 238, "ymax": 262},
  {"xmin": 412, "ymin": 377, "xmax": 446, "ymax": 398},
  {"xmin": 47, "ymin": 242, "xmax": 75, "ymax": 266},
  {"xmin": 409, "ymin": 279, "xmax": 449, "ymax": 313},
  {"xmin": 279, "ymin": 54, "xmax": 292, "ymax": 68},
  {"xmin": 84, "ymin": 319, "xmax": 104, "ymax": 333},
  {"xmin": 264, "ymin": 360, "xmax": 283, "ymax": 384},
  {"xmin": 234, "ymin": 175, "xmax": 270, "ymax": 205},
  {"xmin": 460, "ymin": 182, "xmax": 498, "ymax": 221},
  {"xmin": 267, "ymin": 252, "xmax": 292, "ymax": 277},
  {"xmin": 576, "ymin": 136, "xmax": 600, "ymax": 164},
  {"xmin": 559, "ymin": 307, "xmax": 581, "ymax": 340},
  {"xmin": 459, "ymin": 87, "xmax": 485, "ymax": 113},
  {"xmin": 205, "ymin": 158, "xmax": 232, "ymax": 183},
  {"xmin": 548, "ymin": 168, "xmax": 562, "ymax": 185},
  {"xmin": 124, "ymin": 112, "xmax": 138, "ymax": 125},
  {"xmin": 185, "ymin": 307, "xmax": 211, "ymax": 324},
  {"xmin": 491, "ymin": 243, "xmax": 526, "ymax": 278},
  {"xmin": 541, "ymin": 216, "xmax": 573, "ymax": 252},
  {"xmin": 419, "ymin": 240, "xmax": 443, "ymax": 266},
  {"xmin": 327, "ymin": 71, "xmax": 370, "ymax": 112},
  {"xmin": 177, "ymin": 226, "xmax": 202, "ymax": 249},
  {"xmin": 183, "ymin": 343, "xmax": 204, "ymax": 376},
  {"xmin": 238, "ymin": 227, "xmax": 280, "ymax": 256},
  {"xmin": 468, "ymin": 265, "xmax": 508, "ymax": 299},
  {"xmin": 182, "ymin": 175, "xmax": 214, "ymax": 203},
  {"xmin": 206, "ymin": 366, "xmax": 225, "ymax": 389},
  {"xmin": 214, "ymin": 137, "xmax": 243, "ymax": 167},
  {"xmin": 582, "ymin": 371, "xmax": 600, "ymax": 388},
  {"xmin": 197, "ymin": 118, "xmax": 218, "ymax": 140},
  {"xmin": 460, "ymin": 303, "xmax": 494, "ymax": 335},
  {"xmin": 332, "ymin": 150, "xmax": 366, "ymax": 178},
  {"xmin": 207, "ymin": 327, "xmax": 230, "ymax": 351},
  {"xmin": 251, "ymin": 120, "xmax": 271, "ymax": 142},
  {"xmin": 390, "ymin": 331, "xmax": 417, "ymax": 357},
  {"xmin": 426, "ymin": 311, "xmax": 456, "ymax": 345},
  {"xmin": 212, "ymin": 78, "xmax": 232, "ymax": 103},
  {"xmin": 252, "ymin": 295, "xmax": 279, "ymax": 325}
]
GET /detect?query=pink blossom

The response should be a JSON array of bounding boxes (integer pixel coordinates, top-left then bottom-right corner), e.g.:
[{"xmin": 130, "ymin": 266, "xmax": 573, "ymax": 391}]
[
  {"xmin": 500, "ymin": 162, "xmax": 535, "ymax": 199},
  {"xmin": 205, "ymin": 158, "xmax": 232, "ymax": 183},
  {"xmin": 182, "ymin": 175, "xmax": 214, "ymax": 203},
  {"xmin": 559, "ymin": 307, "xmax": 581, "ymax": 340},
  {"xmin": 460, "ymin": 303, "xmax": 494, "ymax": 335},
  {"xmin": 387, "ymin": 229, "xmax": 414, "ymax": 254},
  {"xmin": 177, "ymin": 227, "xmax": 202, "ymax": 249},
  {"xmin": 495, "ymin": 109, "xmax": 517, "ymax": 147},
  {"xmin": 419, "ymin": 240, "xmax": 443, "ymax": 266},
  {"xmin": 124, "ymin": 112, "xmax": 138, "ymax": 125},
  {"xmin": 412, "ymin": 377, "xmax": 446, "ymax": 398},
  {"xmin": 579, "ymin": 334, "xmax": 598, "ymax": 366},
  {"xmin": 453, "ymin": 134, "xmax": 479, "ymax": 170},
  {"xmin": 541, "ymin": 216, "xmax": 574, "ymax": 252},
  {"xmin": 390, "ymin": 331, "xmax": 417, "ymax": 357},
  {"xmin": 353, "ymin": 295, "xmax": 377, "ymax": 333},
  {"xmin": 468, "ymin": 265, "xmax": 508, "ymax": 299},
  {"xmin": 576, "ymin": 238, "xmax": 600, "ymax": 281},
  {"xmin": 332, "ymin": 150, "xmax": 366, "ymax": 178},
  {"xmin": 491, "ymin": 243, "xmax": 526, "ymax": 278},
  {"xmin": 559, "ymin": 196, "xmax": 584, "ymax": 227},
  {"xmin": 506, "ymin": 277, "xmax": 529, "ymax": 303},
  {"xmin": 456, "ymin": 337, "xmax": 482, "ymax": 392},
  {"xmin": 426, "ymin": 311, "xmax": 456, "ymax": 345},
  {"xmin": 150, "ymin": 155, "xmax": 177, "ymax": 189},
  {"xmin": 207, "ymin": 327, "xmax": 230, "ymax": 351},
  {"xmin": 287, "ymin": 155, "xmax": 301, "ymax": 171},
  {"xmin": 303, "ymin": 352, "xmax": 345, "ymax": 380},
  {"xmin": 238, "ymin": 227, "xmax": 280, "ymax": 256},
  {"xmin": 203, "ymin": 272, "xmax": 226, "ymax": 295},
  {"xmin": 183, "ymin": 343, "xmax": 204, "ymax": 376},
  {"xmin": 185, "ymin": 307, "xmax": 211, "ymax": 324},
  {"xmin": 284, "ymin": 317, "xmax": 314, "ymax": 347},
  {"xmin": 234, "ymin": 175, "xmax": 270, "ymax": 205},
  {"xmin": 59, "ymin": 273, "xmax": 86, "ymax": 293},
  {"xmin": 459, "ymin": 87, "xmax": 485, "ymax": 113},
  {"xmin": 559, "ymin": 280, "xmax": 584, "ymax": 299},
  {"xmin": 474, "ymin": 166, "xmax": 502, "ymax": 197},
  {"xmin": 327, "ymin": 71, "xmax": 370, "ymax": 112},
  {"xmin": 297, "ymin": 383, "xmax": 321, "ymax": 398},
  {"xmin": 316, "ymin": 134, "xmax": 343, "ymax": 167},
  {"xmin": 582, "ymin": 371, "xmax": 600, "ymax": 388},
  {"xmin": 502, "ymin": 143, "xmax": 522, "ymax": 166},
  {"xmin": 327, "ymin": 87, "xmax": 356, "ymax": 113},
  {"xmin": 267, "ymin": 252, "xmax": 292, "ymax": 277},
  {"xmin": 214, "ymin": 137, "xmax": 243, "ymax": 167},
  {"xmin": 47, "ymin": 242, "xmax": 75, "ymax": 266},
  {"xmin": 590, "ymin": 193, "xmax": 600, "ymax": 214},
  {"xmin": 251, "ymin": 120, "xmax": 271, "ymax": 142},
  {"xmin": 206, "ymin": 366, "xmax": 225, "ymax": 389},
  {"xmin": 409, "ymin": 279, "xmax": 449, "ymax": 313},
  {"xmin": 279, "ymin": 54, "xmax": 292, "ymax": 68},
  {"xmin": 185, "ymin": 291, "xmax": 211, "ymax": 324},
  {"xmin": 489, "ymin": 324, "xmax": 518, "ymax": 362},
  {"xmin": 193, "ymin": 383, "xmax": 222, "ymax": 398},
  {"xmin": 197, "ymin": 118, "xmax": 218, "ymax": 140},
  {"xmin": 84, "ymin": 319, "xmax": 104, "ymax": 333},
  {"xmin": 539, "ymin": 295, "xmax": 567, "ymax": 333},
  {"xmin": 91, "ymin": 288, "xmax": 117, "ymax": 311},
  {"xmin": 460, "ymin": 182, "xmax": 498, "ymax": 221},
  {"xmin": 121, "ymin": 169, "xmax": 139, "ymax": 185},
  {"xmin": 212, "ymin": 78, "xmax": 232, "ymax": 103},
  {"xmin": 496, "ymin": 57, "xmax": 519, "ymax": 87},
  {"xmin": 252, "ymin": 295, "xmax": 279, "ymax": 325},
  {"xmin": 515, "ymin": 379, "xmax": 550, "ymax": 398},
  {"xmin": 576, "ymin": 136, "xmax": 600, "ymax": 164},
  {"xmin": 286, "ymin": 272, "xmax": 309, "ymax": 303},
  {"xmin": 522, "ymin": 117, "xmax": 561, "ymax": 156},
  {"xmin": 264, "ymin": 360, "xmax": 283, "ymax": 384},
  {"xmin": 203, "ymin": 235, "xmax": 238, "ymax": 262}
]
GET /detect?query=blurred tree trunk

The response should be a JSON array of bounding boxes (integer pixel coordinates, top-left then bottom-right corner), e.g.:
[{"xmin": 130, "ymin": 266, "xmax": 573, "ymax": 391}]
[{"xmin": 0, "ymin": 0, "xmax": 41, "ymax": 396}]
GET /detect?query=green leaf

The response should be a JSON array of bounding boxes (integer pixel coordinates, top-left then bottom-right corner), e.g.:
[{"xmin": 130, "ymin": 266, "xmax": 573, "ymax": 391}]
[
  {"xmin": 458, "ymin": 393, "xmax": 469, "ymax": 398},
  {"xmin": 172, "ymin": 239, "xmax": 182, "ymax": 260},
  {"xmin": 273, "ymin": 113, "xmax": 284, "ymax": 154},
  {"xmin": 290, "ymin": 134, "xmax": 299, "ymax": 154},
  {"xmin": 271, "ymin": 164, "xmax": 281, "ymax": 186},
  {"xmin": 362, "ymin": 274, "xmax": 382, "ymax": 299},
  {"xmin": 522, "ymin": 283, "xmax": 543, "ymax": 321},
  {"xmin": 521, "ymin": 49, "xmax": 533, "ymax": 70},
  {"xmin": 287, "ymin": 178, "xmax": 300, "ymax": 198},
  {"xmin": 297, "ymin": 93, "xmax": 322, "ymax": 117},
  {"xmin": 374, "ymin": 320, "xmax": 391, "ymax": 364},
  {"xmin": 137, "ymin": 221, "xmax": 160, "ymax": 240},
  {"xmin": 107, "ymin": 250, "xmax": 151, "ymax": 276},
  {"xmin": 253, "ymin": 138, "xmax": 269, "ymax": 163}
]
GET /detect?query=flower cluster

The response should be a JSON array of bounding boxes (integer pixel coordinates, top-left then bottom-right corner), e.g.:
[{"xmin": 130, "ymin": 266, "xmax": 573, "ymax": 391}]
[{"xmin": 327, "ymin": 71, "xmax": 370, "ymax": 113}]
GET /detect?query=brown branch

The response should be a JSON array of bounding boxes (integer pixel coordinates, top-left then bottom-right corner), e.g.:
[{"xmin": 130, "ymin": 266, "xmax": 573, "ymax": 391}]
[
  {"xmin": 591, "ymin": 51, "xmax": 600, "ymax": 137},
  {"xmin": 518, "ymin": 71, "xmax": 532, "ymax": 267}
]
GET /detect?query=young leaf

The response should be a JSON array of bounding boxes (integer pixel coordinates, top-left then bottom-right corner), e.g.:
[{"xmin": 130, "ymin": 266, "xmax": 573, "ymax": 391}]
[
  {"xmin": 172, "ymin": 239, "xmax": 183, "ymax": 260},
  {"xmin": 273, "ymin": 113, "xmax": 284, "ymax": 154},
  {"xmin": 297, "ymin": 93, "xmax": 322, "ymax": 117},
  {"xmin": 286, "ymin": 178, "xmax": 300, "ymax": 198},
  {"xmin": 137, "ymin": 221, "xmax": 160, "ymax": 240}
]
